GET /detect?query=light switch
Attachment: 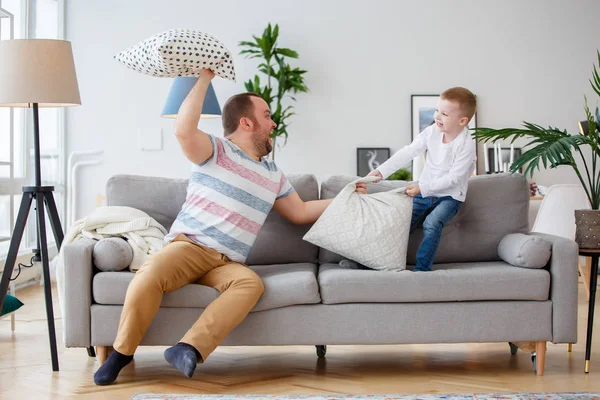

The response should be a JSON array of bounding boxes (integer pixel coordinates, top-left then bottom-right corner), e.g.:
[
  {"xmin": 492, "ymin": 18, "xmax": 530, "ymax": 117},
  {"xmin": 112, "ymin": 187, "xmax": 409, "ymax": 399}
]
[{"xmin": 138, "ymin": 128, "xmax": 162, "ymax": 151}]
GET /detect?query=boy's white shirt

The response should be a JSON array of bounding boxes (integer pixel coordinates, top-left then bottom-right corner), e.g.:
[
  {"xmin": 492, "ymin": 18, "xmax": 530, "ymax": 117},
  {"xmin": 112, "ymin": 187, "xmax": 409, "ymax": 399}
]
[{"xmin": 376, "ymin": 125, "xmax": 476, "ymax": 202}]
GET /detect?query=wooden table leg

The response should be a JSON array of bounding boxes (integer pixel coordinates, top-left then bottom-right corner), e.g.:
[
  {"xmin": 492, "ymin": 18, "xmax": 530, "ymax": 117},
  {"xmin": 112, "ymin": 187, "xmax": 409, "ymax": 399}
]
[
  {"xmin": 585, "ymin": 255, "xmax": 599, "ymax": 373},
  {"xmin": 579, "ymin": 257, "xmax": 592, "ymax": 300}
]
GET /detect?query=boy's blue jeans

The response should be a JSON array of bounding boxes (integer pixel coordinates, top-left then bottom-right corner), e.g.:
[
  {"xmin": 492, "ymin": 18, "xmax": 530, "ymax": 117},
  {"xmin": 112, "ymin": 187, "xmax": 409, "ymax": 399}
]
[{"xmin": 410, "ymin": 193, "xmax": 462, "ymax": 272}]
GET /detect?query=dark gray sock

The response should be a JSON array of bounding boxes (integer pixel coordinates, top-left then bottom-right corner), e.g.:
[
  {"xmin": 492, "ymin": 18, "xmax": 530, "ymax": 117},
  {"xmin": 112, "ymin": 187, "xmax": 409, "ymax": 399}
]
[
  {"xmin": 164, "ymin": 342, "xmax": 201, "ymax": 378},
  {"xmin": 93, "ymin": 350, "xmax": 133, "ymax": 386}
]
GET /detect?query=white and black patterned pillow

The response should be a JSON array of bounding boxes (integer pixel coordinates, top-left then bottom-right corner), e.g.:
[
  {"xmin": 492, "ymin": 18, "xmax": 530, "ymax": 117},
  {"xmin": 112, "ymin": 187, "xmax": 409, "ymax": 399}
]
[{"xmin": 115, "ymin": 29, "xmax": 236, "ymax": 81}]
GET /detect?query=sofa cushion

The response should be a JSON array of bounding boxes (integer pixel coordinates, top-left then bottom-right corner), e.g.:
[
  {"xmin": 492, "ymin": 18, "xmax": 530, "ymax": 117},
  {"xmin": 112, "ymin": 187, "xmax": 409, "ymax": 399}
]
[
  {"xmin": 319, "ymin": 173, "xmax": 529, "ymax": 265},
  {"xmin": 248, "ymin": 263, "xmax": 321, "ymax": 311},
  {"xmin": 93, "ymin": 263, "xmax": 321, "ymax": 312},
  {"xmin": 106, "ymin": 174, "xmax": 188, "ymax": 232},
  {"xmin": 246, "ymin": 174, "xmax": 320, "ymax": 265},
  {"xmin": 318, "ymin": 261, "xmax": 550, "ymax": 304},
  {"xmin": 106, "ymin": 173, "xmax": 319, "ymax": 265},
  {"xmin": 498, "ymin": 233, "xmax": 552, "ymax": 269}
]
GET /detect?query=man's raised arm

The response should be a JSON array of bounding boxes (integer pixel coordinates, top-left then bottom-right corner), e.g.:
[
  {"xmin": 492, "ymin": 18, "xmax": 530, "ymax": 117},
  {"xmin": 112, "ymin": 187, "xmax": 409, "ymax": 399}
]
[{"xmin": 174, "ymin": 69, "xmax": 215, "ymax": 165}]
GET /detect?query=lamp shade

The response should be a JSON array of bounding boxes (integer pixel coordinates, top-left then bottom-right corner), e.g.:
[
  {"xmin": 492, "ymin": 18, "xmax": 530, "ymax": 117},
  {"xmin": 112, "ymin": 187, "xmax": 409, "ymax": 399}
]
[
  {"xmin": 161, "ymin": 77, "xmax": 221, "ymax": 118},
  {"xmin": 0, "ymin": 39, "xmax": 81, "ymax": 107}
]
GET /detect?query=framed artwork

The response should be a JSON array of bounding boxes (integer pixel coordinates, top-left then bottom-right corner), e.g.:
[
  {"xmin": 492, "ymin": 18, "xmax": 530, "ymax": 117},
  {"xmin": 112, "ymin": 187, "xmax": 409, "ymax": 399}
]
[
  {"xmin": 410, "ymin": 94, "xmax": 478, "ymax": 176},
  {"xmin": 357, "ymin": 147, "xmax": 390, "ymax": 176}
]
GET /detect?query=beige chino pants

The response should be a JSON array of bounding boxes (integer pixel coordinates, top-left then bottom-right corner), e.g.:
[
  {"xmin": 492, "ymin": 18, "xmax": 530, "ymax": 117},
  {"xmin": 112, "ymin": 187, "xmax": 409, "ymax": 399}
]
[{"xmin": 113, "ymin": 234, "xmax": 264, "ymax": 361}]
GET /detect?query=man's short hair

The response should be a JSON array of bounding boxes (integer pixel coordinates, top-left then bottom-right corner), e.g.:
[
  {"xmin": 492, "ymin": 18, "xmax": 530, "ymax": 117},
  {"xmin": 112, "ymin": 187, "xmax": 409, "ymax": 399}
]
[
  {"xmin": 222, "ymin": 92, "xmax": 262, "ymax": 136},
  {"xmin": 441, "ymin": 87, "xmax": 477, "ymax": 120}
]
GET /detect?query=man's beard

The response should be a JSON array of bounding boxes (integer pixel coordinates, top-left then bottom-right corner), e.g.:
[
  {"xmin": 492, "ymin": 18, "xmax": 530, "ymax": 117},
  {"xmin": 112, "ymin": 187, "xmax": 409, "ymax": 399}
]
[{"xmin": 251, "ymin": 130, "xmax": 272, "ymax": 158}]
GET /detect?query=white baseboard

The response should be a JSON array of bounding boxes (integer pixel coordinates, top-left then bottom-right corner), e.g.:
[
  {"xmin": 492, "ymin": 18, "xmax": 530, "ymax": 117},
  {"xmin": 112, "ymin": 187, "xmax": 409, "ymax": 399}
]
[{"xmin": 0, "ymin": 245, "xmax": 59, "ymax": 290}]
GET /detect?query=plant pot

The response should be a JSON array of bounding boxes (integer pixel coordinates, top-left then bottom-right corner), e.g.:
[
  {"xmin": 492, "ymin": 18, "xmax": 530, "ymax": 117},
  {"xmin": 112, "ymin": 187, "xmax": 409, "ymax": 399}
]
[{"xmin": 575, "ymin": 209, "xmax": 600, "ymax": 249}]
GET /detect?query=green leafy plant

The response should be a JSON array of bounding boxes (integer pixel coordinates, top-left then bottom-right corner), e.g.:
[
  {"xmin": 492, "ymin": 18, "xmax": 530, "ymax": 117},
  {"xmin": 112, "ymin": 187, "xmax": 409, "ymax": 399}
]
[
  {"xmin": 387, "ymin": 168, "xmax": 413, "ymax": 181},
  {"xmin": 471, "ymin": 51, "xmax": 600, "ymax": 209},
  {"xmin": 239, "ymin": 23, "xmax": 308, "ymax": 160}
]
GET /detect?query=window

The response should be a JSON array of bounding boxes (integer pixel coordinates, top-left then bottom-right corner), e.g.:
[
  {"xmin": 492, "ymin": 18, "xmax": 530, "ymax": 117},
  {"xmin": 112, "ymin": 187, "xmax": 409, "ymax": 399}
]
[{"xmin": 0, "ymin": 0, "xmax": 65, "ymax": 258}]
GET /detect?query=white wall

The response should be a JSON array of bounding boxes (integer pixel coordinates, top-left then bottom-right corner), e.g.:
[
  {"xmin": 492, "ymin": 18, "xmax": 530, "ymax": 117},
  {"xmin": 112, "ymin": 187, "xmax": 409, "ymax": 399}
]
[{"xmin": 65, "ymin": 0, "xmax": 600, "ymax": 218}]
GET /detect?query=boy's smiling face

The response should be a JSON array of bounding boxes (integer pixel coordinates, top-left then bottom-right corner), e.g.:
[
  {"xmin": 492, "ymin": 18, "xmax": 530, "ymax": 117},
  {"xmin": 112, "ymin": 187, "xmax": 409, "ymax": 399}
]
[{"xmin": 434, "ymin": 98, "xmax": 469, "ymax": 135}]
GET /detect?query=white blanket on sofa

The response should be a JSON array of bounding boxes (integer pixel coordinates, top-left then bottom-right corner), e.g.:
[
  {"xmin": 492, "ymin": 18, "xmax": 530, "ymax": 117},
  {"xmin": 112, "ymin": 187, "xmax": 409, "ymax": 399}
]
[
  {"xmin": 61, "ymin": 206, "xmax": 167, "ymax": 270},
  {"xmin": 55, "ymin": 206, "xmax": 167, "ymax": 342}
]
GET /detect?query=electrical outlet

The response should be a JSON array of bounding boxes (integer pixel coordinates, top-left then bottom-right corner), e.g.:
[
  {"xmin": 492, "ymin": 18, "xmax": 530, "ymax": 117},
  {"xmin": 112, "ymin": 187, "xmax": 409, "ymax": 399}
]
[{"xmin": 32, "ymin": 249, "xmax": 41, "ymax": 262}]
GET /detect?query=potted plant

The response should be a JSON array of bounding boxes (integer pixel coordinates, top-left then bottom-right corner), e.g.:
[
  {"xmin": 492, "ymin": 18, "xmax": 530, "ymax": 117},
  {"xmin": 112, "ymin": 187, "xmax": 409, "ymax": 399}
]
[
  {"xmin": 387, "ymin": 168, "xmax": 413, "ymax": 181},
  {"xmin": 471, "ymin": 51, "xmax": 600, "ymax": 249},
  {"xmin": 239, "ymin": 23, "xmax": 308, "ymax": 160}
]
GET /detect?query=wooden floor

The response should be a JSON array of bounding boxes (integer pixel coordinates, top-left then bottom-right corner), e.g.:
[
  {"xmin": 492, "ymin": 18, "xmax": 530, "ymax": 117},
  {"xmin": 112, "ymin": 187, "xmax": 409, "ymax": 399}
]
[{"xmin": 1, "ymin": 281, "xmax": 600, "ymax": 399}]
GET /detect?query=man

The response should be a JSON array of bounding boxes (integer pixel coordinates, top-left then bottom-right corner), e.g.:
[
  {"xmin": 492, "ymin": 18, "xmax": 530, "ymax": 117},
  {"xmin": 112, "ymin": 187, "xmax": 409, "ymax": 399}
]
[{"xmin": 94, "ymin": 69, "xmax": 332, "ymax": 385}]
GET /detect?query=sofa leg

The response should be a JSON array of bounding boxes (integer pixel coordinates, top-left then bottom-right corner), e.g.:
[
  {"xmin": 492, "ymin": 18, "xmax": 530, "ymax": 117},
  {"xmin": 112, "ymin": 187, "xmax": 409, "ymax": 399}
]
[
  {"xmin": 535, "ymin": 341, "xmax": 546, "ymax": 376},
  {"xmin": 96, "ymin": 346, "xmax": 114, "ymax": 365},
  {"xmin": 315, "ymin": 345, "xmax": 327, "ymax": 358},
  {"xmin": 87, "ymin": 346, "xmax": 96, "ymax": 357}
]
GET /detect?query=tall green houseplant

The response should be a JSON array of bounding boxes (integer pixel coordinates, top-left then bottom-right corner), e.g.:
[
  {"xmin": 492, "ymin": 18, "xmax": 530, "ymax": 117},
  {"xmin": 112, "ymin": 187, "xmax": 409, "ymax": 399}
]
[
  {"xmin": 239, "ymin": 23, "xmax": 308, "ymax": 160},
  {"xmin": 471, "ymin": 51, "xmax": 600, "ymax": 248}
]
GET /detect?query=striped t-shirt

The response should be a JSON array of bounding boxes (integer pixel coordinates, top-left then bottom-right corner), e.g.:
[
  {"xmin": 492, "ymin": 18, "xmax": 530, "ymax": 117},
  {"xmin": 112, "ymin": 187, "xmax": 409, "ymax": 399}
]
[{"xmin": 164, "ymin": 134, "xmax": 295, "ymax": 263}]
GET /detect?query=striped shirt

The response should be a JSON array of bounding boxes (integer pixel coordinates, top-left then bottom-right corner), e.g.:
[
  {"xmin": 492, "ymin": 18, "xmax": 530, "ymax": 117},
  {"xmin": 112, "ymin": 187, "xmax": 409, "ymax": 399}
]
[{"xmin": 165, "ymin": 134, "xmax": 295, "ymax": 263}]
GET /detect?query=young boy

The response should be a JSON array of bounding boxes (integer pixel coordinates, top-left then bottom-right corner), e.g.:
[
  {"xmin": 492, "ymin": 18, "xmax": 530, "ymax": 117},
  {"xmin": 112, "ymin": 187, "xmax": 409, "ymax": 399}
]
[{"xmin": 355, "ymin": 87, "xmax": 477, "ymax": 272}]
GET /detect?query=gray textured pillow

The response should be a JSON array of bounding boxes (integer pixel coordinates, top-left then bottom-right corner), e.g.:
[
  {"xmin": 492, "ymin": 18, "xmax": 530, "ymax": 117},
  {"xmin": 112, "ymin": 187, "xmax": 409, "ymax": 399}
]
[
  {"xmin": 303, "ymin": 177, "xmax": 413, "ymax": 272},
  {"xmin": 93, "ymin": 237, "xmax": 134, "ymax": 272},
  {"xmin": 498, "ymin": 233, "xmax": 552, "ymax": 269}
]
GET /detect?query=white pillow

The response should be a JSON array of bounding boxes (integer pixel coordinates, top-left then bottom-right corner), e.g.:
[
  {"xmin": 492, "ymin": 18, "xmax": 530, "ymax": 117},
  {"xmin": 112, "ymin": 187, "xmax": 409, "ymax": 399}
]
[
  {"xmin": 115, "ymin": 29, "xmax": 236, "ymax": 81},
  {"xmin": 303, "ymin": 177, "xmax": 413, "ymax": 272}
]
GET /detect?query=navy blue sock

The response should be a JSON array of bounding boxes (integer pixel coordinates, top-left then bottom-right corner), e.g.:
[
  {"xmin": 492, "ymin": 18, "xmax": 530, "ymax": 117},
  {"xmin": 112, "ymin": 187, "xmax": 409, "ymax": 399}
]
[
  {"xmin": 93, "ymin": 350, "xmax": 133, "ymax": 385},
  {"xmin": 164, "ymin": 342, "xmax": 201, "ymax": 378}
]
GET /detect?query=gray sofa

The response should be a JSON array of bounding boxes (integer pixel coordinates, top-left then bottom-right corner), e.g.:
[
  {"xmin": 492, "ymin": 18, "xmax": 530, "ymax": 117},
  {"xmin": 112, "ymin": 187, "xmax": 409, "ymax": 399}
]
[{"xmin": 61, "ymin": 172, "xmax": 579, "ymax": 376}]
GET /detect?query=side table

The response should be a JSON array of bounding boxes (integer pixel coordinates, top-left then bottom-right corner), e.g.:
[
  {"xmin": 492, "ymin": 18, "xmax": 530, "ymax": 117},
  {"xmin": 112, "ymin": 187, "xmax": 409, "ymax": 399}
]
[{"xmin": 579, "ymin": 249, "xmax": 600, "ymax": 373}]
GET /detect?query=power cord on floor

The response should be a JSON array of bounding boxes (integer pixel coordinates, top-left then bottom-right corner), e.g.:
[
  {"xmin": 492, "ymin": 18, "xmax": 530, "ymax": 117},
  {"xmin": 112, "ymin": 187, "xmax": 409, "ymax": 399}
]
[{"xmin": 10, "ymin": 255, "xmax": 37, "ymax": 281}]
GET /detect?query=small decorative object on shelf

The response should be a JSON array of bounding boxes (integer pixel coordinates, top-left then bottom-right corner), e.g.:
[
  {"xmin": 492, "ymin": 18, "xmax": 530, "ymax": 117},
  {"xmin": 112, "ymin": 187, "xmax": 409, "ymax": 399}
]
[{"xmin": 529, "ymin": 181, "xmax": 539, "ymax": 197}]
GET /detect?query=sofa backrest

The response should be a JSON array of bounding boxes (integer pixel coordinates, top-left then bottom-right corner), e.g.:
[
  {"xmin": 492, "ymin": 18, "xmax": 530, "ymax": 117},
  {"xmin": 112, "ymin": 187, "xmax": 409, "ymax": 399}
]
[
  {"xmin": 106, "ymin": 174, "xmax": 188, "ymax": 232},
  {"xmin": 246, "ymin": 174, "xmax": 320, "ymax": 265},
  {"xmin": 319, "ymin": 173, "xmax": 530, "ymax": 264},
  {"xmin": 106, "ymin": 173, "xmax": 320, "ymax": 265}
]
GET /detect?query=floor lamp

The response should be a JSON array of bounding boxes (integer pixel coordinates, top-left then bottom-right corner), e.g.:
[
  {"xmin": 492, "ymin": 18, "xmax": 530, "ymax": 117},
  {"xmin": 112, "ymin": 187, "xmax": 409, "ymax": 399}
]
[{"xmin": 0, "ymin": 39, "xmax": 81, "ymax": 372}]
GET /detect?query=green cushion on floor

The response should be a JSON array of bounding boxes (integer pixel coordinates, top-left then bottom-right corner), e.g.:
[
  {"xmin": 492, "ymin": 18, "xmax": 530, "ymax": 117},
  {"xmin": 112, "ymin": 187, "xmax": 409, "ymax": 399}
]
[{"xmin": 1, "ymin": 294, "xmax": 24, "ymax": 316}]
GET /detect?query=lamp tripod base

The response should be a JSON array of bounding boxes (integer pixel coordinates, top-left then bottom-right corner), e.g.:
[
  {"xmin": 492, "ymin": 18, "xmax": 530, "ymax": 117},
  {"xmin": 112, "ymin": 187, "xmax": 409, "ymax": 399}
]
[{"xmin": 0, "ymin": 186, "xmax": 63, "ymax": 371}]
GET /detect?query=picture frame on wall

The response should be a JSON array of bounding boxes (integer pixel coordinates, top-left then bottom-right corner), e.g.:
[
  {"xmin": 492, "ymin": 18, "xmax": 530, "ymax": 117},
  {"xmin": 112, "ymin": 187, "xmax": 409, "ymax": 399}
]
[
  {"xmin": 410, "ymin": 94, "xmax": 478, "ymax": 176},
  {"xmin": 357, "ymin": 147, "xmax": 390, "ymax": 176}
]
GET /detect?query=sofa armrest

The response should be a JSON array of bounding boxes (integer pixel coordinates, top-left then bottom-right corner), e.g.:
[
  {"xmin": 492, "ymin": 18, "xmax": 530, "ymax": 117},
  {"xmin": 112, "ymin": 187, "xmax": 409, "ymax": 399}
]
[
  {"xmin": 62, "ymin": 238, "xmax": 96, "ymax": 347},
  {"xmin": 531, "ymin": 232, "xmax": 579, "ymax": 344}
]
